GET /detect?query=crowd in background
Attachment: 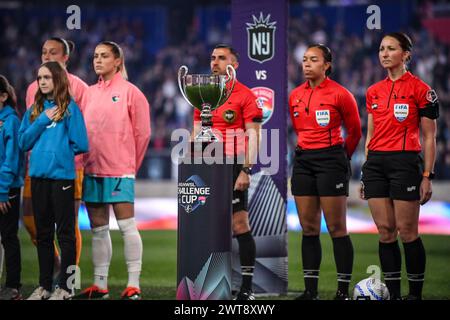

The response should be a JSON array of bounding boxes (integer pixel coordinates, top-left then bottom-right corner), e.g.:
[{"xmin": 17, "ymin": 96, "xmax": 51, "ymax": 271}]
[{"xmin": 0, "ymin": 2, "xmax": 449, "ymax": 179}]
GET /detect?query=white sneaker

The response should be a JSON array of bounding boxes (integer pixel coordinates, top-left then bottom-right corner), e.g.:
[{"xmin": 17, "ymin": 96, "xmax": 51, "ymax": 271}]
[
  {"xmin": 27, "ymin": 287, "xmax": 51, "ymax": 300},
  {"xmin": 48, "ymin": 287, "xmax": 73, "ymax": 300}
]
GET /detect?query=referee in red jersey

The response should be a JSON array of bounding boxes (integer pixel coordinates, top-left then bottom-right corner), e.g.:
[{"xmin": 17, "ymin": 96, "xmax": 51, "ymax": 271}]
[
  {"xmin": 192, "ymin": 44, "xmax": 262, "ymax": 300},
  {"xmin": 289, "ymin": 44, "xmax": 362, "ymax": 300},
  {"xmin": 361, "ymin": 33, "xmax": 439, "ymax": 300}
]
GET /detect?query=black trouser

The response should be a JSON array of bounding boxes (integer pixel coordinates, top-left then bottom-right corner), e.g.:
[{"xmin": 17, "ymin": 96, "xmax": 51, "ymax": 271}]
[
  {"xmin": 31, "ymin": 178, "xmax": 75, "ymax": 291},
  {"xmin": 0, "ymin": 188, "xmax": 21, "ymax": 289}
]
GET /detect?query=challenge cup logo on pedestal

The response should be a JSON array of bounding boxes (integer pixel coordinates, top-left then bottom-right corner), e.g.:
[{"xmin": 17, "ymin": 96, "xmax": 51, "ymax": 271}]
[{"xmin": 178, "ymin": 65, "xmax": 236, "ymax": 142}]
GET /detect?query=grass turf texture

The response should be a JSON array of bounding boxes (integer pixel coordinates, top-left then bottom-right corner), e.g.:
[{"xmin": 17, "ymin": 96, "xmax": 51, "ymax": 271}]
[{"xmin": 10, "ymin": 230, "xmax": 450, "ymax": 300}]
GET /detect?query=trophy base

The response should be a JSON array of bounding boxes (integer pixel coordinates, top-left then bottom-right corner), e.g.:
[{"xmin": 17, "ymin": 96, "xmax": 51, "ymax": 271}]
[{"xmin": 195, "ymin": 127, "xmax": 218, "ymax": 142}]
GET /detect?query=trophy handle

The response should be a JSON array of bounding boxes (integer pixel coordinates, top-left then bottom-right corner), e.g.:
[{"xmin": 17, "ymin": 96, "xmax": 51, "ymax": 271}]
[
  {"xmin": 224, "ymin": 65, "xmax": 236, "ymax": 100},
  {"xmin": 178, "ymin": 65, "xmax": 194, "ymax": 107}
]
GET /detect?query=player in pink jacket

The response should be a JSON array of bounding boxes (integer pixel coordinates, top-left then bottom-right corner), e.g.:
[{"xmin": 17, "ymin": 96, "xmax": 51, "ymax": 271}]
[
  {"xmin": 24, "ymin": 37, "xmax": 88, "ymax": 273},
  {"xmin": 73, "ymin": 41, "xmax": 151, "ymax": 300}
]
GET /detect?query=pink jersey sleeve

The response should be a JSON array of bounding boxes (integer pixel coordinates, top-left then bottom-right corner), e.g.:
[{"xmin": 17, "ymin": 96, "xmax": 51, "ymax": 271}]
[
  {"xmin": 69, "ymin": 75, "xmax": 89, "ymax": 113},
  {"xmin": 25, "ymin": 82, "xmax": 38, "ymax": 109},
  {"xmin": 128, "ymin": 86, "xmax": 151, "ymax": 173}
]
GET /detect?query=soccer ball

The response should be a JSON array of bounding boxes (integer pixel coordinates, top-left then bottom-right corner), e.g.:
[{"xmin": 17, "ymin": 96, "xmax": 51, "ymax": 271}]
[{"xmin": 353, "ymin": 277, "xmax": 390, "ymax": 300}]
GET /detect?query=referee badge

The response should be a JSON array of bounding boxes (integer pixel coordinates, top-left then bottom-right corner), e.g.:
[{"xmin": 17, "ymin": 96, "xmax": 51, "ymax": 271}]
[
  {"xmin": 394, "ymin": 103, "xmax": 409, "ymax": 122},
  {"xmin": 315, "ymin": 110, "xmax": 330, "ymax": 127},
  {"xmin": 223, "ymin": 109, "xmax": 237, "ymax": 123}
]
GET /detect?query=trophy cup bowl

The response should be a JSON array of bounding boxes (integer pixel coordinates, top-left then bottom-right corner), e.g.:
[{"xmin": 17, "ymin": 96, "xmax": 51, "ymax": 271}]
[{"xmin": 178, "ymin": 65, "xmax": 236, "ymax": 142}]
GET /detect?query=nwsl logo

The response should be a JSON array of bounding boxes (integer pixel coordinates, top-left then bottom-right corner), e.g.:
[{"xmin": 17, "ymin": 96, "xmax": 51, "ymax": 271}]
[
  {"xmin": 246, "ymin": 12, "xmax": 276, "ymax": 63},
  {"xmin": 178, "ymin": 175, "xmax": 211, "ymax": 213}
]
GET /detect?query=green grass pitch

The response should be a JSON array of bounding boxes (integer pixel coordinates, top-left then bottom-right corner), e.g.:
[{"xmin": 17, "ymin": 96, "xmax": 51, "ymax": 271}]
[{"xmin": 11, "ymin": 230, "xmax": 450, "ymax": 300}]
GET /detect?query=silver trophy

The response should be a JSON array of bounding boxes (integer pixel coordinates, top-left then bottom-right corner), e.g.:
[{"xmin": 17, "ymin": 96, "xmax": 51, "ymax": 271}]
[{"xmin": 178, "ymin": 65, "xmax": 236, "ymax": 142}]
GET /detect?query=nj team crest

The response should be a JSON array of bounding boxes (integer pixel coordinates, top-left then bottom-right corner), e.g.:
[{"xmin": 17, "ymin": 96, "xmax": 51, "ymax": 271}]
[
  {"xmin": 251, "ymin": 87, "xmax": 274, "ymax": 125},
  {"xmin": 246, "ymin": 12, "xmax": 276, "ymax": 63}
]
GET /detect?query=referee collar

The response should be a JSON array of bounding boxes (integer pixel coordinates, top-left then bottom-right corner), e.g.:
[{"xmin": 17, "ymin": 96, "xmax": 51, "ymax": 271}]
[
  {"xmin": 305, "ymin": 77, "xmax": 330, "ymax": 89},
  {"xmin": 384, "ymin": 71, "xmax": 413, "ymax": 83}
]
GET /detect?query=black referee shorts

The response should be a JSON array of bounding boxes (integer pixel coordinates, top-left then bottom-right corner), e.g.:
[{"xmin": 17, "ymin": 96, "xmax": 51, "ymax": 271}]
[
  {"xmin": 232, "ymin": 164, "xmax": 248, "ymax": 213},
  {"xmin": 291, "ymin": 145, "xmax": 350, "ymax": 197},
  {"xmin": 361, "ymin": 151, "xmax": 423, "ymax": 201}
]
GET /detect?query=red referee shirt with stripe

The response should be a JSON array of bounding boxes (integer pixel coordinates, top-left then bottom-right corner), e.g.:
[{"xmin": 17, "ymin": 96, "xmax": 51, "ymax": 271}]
[
  {"xmin": 194, "ymin": 80, "xmax": 262, "ymax": 156},
  {"xmin": 289, "ymin": 77, "xmax": 362, "ymax": 157},
  {"xmin": 366, "ymin": 71, "xmax": 435, "ymax": 152}
]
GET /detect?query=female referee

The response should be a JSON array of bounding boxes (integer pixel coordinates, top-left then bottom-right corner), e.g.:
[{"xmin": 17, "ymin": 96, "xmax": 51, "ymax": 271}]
[
  {"xmin": 24, "ymin": 37, "xmax": 88, "ymax": 269},
  {"xmin": 289, "ymin": 44, "xmax": 362, "ymax": 300},
  {"xmin": 20, "ymin": 61, "xmax": 88, "ymax": 300},
  {"xmin": 73, "ymin": 41, "xmax": 151, "ymax": 300},
  {"xmin": 361, "ymin": 32, "xmax": 439, "ymax": 300}
]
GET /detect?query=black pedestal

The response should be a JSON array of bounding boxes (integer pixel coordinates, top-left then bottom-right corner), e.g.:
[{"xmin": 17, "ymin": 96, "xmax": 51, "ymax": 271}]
[{"xmin": 176, "ymin": 148, "xmax": 233, "ymax": 300}]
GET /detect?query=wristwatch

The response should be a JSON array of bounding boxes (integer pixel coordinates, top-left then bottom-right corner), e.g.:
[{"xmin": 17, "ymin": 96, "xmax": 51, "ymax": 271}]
[
  {"xmin": 422, "ymin": 171, "xmax": 435, "ymax": 180},
  {"xmin": 241, "ymin": 166, "xmax": 252, "ymax": 175}
]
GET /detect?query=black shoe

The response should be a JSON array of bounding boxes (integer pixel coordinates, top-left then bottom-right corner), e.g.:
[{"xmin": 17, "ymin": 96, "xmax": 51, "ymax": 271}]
[
  {"xmin": 334, "ymin": 290, "xmax": 350, "ymax": 300},
  {"xmin": 235, "ymin": 290, "xmax": 255, "ymax": 300},
  {"xmin": 389, "ymin": 295, "xmax": 403, "ymax": 300},
  {"xmin": 403, "ymin": 294, "xmax": 421, "ymax": 300},
  {"xmin": 295, "ymin": 290, "xmax": 319, "ymax": 300}
]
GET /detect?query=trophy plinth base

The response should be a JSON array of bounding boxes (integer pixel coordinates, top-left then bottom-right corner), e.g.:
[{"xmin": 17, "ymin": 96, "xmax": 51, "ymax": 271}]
[{"xmin": 177, "ymin": 157, "xmax": 233, "ymax": 300}]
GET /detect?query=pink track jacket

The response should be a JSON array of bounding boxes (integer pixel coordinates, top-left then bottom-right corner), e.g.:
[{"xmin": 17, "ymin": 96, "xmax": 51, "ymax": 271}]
[{"xmin": 83, "ymin": 72, "xmax": 151, "ymax": 177}]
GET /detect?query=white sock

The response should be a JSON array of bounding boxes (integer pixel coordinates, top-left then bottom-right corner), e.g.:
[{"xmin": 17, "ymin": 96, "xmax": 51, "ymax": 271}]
[
  {"xmin": 92, "ymin": 225, "xmax": 112, "ymax": 290},
  {"xmin": 117, "ymin": 217, "xmax": 142, "ymax": 289},
  {"xmin": 0, "ymin": 239, "xmax": 4, "ymax": 280}
]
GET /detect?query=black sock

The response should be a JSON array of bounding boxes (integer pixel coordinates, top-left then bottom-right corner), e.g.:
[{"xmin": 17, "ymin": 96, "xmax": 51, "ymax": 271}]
[
  {"xmin": 332, "ymin": 235, "xmax": 354, "ymax": 295},
  {"xmin": 403, "ymin": 237, "xmax": 426, "ymax": 298},
  {"xmin": 302, "ymin": 235, "xmax": 321, "ymax": 294},
  {"xmin": 236, "ymin": 231, "xmax": 256, "ymax": 292},
  {"xmin": 379, "ymin": 240, "xmax": 402, "ymax": 298}
]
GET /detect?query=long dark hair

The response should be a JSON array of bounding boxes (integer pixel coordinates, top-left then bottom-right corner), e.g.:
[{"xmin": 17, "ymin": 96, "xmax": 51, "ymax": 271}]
[
  {"xmin": 0, "ymin": 75, "xmax": 17, "ymax": 109},
  {"xmin": 31, "ymin": 61, "xmax": 71, "ymax": 123}
]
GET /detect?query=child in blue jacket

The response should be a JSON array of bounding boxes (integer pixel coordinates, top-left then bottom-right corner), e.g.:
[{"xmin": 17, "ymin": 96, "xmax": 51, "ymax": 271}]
[
  {"xmin": 0, "ymin": 75, "xmax": 24, "ymax": 300},
  {"xmin": 19, "ymin": 61, "xmax": 88, "ymax": 300}
]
